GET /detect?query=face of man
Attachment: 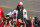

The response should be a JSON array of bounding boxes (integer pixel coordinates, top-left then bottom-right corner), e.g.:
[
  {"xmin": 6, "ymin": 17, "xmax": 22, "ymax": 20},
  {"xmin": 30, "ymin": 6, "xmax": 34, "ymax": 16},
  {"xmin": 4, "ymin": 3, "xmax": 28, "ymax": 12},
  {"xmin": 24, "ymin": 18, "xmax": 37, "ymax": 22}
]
[{"xmin": 18, "ymin": 5, "xmax": 23, "ymax": 9}]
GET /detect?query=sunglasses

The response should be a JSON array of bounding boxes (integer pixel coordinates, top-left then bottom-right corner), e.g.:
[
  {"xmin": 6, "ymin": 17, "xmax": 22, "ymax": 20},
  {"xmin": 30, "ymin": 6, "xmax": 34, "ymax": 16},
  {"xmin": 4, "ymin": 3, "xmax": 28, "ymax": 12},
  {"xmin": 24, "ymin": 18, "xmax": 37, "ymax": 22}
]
[{"xmin": 18, "ymin": 5, "xmax": 22, "ymax": 7}]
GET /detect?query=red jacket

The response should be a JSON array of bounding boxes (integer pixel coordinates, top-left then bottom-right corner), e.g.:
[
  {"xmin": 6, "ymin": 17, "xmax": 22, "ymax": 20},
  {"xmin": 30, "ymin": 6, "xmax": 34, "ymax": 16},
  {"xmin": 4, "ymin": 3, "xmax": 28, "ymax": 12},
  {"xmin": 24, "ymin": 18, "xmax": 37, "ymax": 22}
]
[
  {"xmin": 0, "ymin": 22, "xmax": 4, "ymax": 27},
  {"xmin": 0, "ymin": 8, "xmax": 5, "ymax": 20},
  {"xmin": 30, "ymin": 25, "xmax": 34, "ymax": 27}
]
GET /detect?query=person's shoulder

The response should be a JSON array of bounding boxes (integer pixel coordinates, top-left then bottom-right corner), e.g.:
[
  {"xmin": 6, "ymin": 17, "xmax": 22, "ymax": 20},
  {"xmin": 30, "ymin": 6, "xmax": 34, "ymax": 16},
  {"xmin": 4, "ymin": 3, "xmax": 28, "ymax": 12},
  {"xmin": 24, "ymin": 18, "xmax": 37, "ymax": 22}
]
[
  {"xmin": 23, "ymin": 8, "xmax": 26, "ymax": 10},
  {"xmin": 23, "ymin": 8, "xmax": 26, "ymax": 11},
  {"xmin": 0, "ymin": 8, "xmax": 2, "ymax": 9},
  {"xmin": 0, "ymin": 8, "xmax": 3, "ymax": 11},
  {"xmin": 23, "ymin": 8, "xmax": 27, "ymax": 12},
  {"xmin": 0, "ymin": 8, "xmax": 2, "ymax": 10},
  {"xmin": 11, "ymin": 8, "xmax": 17, "ymax": 12}
]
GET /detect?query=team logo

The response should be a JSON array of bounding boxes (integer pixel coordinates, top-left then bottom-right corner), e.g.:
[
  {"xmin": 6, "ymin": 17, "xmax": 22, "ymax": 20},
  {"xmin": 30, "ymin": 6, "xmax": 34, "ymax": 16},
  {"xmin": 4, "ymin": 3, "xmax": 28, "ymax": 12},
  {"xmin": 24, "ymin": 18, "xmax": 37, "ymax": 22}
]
[
  {"xmin": 24, "ymin": 12, "xmax": 26, "ymax": 15},
  {"xmin": 14, "ymin": 13, "xmax": 16, "ymax": 15}
]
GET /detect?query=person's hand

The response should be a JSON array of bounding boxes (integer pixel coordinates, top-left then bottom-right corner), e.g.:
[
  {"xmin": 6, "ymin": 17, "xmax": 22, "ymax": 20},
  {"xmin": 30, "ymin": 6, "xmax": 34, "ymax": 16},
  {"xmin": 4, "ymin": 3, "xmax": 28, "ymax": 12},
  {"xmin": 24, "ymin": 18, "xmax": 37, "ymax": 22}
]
[
  {"xmin": 32, "ymin": 17, "xmax": 35, "ymax": 20},
  {"xmin": 9, "ymin": 15, "xmax": 11, "ymax": 17},
  {"xmin": 30, "ymin": 16, "xmax": 31, "ymax": 19},
  {"xmin": 6, "ymin": 17, "xmax": 9, "ymax": 19},
  {"xmin": 23, "ymin": 22, "xmax": 25, "ymax": 24},
  {"xmin": 29, "ymin": 16, "xmax": 32, "ymax": 21},
  {"xmin": 29, "ymin": 16, "xmax": 31, "ymax": 19},
  {"xmin": 2, "ymin": 20, "xmax": 3, "ymax": 22}
]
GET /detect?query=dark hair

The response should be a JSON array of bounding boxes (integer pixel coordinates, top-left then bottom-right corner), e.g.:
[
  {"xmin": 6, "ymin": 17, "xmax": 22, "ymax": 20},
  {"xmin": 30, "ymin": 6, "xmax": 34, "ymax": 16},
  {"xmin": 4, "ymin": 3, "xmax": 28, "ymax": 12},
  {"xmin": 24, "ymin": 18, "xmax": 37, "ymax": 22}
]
[
  {"xmin": 17, "ymin": 5, "xmax": 24, "ymax": 10},
  {"xmin": 39, "ymin": 21, "xmax": 40, "ymax": 23},
  {"xmin": 10, "ymin": 17, "xmax": 13, "ymax": 19},
  {"xmin": 35, "ymin": 17, "xmax": 39, "ymax": 24},
  {"xmin": 6, "ymin": 15, "xmax": 9, "ymax": 17},
  {"xmin": 3, "ymin": 18, "xmax": 6, "ymax": 21}
]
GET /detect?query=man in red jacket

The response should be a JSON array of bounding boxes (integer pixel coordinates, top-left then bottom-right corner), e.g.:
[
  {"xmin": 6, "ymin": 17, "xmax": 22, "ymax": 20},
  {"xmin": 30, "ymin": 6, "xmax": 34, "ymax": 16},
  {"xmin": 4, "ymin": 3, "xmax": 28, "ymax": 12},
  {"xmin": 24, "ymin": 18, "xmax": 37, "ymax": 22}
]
[
  {"xmin": 0, "ymin": 8, "xmax": 5, "ymax": 27},
  {"xmin": 0, "ymin": 8, "xmax": 5, "ymax": 20}
]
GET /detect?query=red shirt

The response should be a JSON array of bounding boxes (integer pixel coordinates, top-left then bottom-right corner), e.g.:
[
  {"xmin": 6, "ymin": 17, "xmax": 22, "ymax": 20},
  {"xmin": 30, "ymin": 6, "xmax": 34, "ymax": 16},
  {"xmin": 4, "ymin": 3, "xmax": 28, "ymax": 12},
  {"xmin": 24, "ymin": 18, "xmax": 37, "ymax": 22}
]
[
  {"xmin": 0, "ymin": 22, "xmax": 4, "ymax": 27},
  {"xmin": 0, "ymin": 8, "xmax": 5, "ymax": 20},
  {"xmin": 30, "ymin": 25, "xmax": 34, "ymax": 27}
]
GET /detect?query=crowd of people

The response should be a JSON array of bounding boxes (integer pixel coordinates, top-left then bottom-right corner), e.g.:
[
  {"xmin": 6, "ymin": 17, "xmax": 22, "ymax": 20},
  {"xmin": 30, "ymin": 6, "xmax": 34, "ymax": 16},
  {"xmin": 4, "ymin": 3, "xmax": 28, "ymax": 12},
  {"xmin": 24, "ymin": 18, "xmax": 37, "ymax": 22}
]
[
  {"xmin": 0, "ymin": 2, "xmax": 40, "ymax": 27},
  {"xmin": 0, "ymin": 15, "xmax": 40, "ymax": 27}
]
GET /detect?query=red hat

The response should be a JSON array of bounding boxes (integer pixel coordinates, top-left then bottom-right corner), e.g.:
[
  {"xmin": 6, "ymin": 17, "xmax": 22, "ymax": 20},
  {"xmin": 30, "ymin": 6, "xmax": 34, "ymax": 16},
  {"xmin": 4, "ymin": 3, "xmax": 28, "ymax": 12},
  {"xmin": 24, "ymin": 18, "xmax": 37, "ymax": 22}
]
[{"xmin": 18, "ymin": 2, "xmax": 23, "ymax": 5}]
